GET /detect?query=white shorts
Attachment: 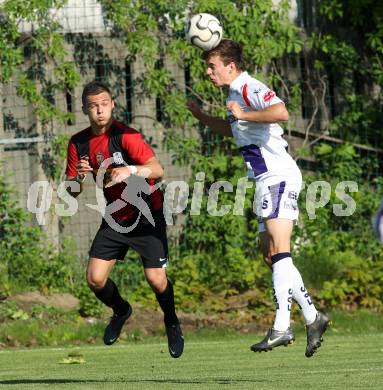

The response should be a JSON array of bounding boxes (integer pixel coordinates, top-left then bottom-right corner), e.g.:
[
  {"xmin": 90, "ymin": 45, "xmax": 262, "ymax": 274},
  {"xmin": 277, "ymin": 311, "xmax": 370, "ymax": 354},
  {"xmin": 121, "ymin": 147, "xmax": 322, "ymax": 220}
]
[{"xmin": 254, "ymin": 172, "xmax": 302, "ymax": 233}]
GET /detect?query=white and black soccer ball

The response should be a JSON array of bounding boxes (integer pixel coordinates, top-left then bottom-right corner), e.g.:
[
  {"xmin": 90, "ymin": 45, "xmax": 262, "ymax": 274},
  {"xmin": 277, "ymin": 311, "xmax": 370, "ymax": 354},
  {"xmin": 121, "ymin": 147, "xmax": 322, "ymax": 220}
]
[{"xmin": 185, "ymin": 13, "xmax": 223, "ymax": 51}]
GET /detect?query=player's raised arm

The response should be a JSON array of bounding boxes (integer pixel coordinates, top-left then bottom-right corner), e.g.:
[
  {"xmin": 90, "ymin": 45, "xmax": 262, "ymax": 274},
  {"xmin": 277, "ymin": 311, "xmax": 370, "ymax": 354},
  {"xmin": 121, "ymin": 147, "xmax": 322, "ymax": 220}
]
[
  {"xmin": 187, "ymin": 99, "xmax": 232, "ymax": 137},
  {"xmin": 137, "ymin": 156, "xmax": 164, "ymax": 179},
  {"xmin": 227, "ymin": 101, "xmax": 289, "ymax": 123}
]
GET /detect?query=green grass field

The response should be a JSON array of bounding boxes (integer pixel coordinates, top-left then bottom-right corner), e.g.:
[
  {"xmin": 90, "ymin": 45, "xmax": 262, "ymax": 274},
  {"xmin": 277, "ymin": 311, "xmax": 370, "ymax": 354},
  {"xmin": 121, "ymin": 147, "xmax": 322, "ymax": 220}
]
[{"xmin": 0, "ymin": 331, "xmax": 382, "ymax": 389}]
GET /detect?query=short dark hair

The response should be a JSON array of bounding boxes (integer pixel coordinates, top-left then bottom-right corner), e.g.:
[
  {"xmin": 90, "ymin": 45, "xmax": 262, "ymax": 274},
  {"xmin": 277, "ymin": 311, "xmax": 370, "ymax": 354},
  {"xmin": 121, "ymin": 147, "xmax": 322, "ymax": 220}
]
[
  {"xmin": 82, "ymin": 80, "xmax": 112, "ymax": 107},
  {"xmin": 202, "ymin": 39, "xmax": 245, "ymax": 71}
]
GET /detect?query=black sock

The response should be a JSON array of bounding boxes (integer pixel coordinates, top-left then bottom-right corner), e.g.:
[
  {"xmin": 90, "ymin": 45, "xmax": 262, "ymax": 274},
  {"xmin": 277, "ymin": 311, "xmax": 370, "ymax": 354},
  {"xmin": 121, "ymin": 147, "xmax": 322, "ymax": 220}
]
[
  {"xmin": 92, "ymin": 279, "xmax": 130, "ymax": 316},
  {"xmin": 156, "ymin": 280, "xmax": 178, "ymax": 327}
]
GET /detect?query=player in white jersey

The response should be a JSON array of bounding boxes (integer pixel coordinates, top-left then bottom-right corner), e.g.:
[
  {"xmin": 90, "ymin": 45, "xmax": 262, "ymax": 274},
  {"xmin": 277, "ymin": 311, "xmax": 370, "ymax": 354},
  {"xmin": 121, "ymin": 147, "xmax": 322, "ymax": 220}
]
[{"xmin": 187, "ymin": 39, "xmax": 329, "ymax": 357}]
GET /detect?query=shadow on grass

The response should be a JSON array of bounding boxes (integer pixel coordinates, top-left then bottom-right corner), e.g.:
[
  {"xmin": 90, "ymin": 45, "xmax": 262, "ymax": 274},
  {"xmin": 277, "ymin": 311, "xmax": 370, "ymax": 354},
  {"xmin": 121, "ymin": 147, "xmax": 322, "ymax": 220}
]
[
  {"xmin": 0, "ymin": 379, "xmax": 102, "ymax": 385},
  {"xmin": 134, "ymin": 379, "xmax": 269, "ymax": 384},
  {"xmin": 0, "ymin": 378, "xmax": 268, "ymax": 385}
]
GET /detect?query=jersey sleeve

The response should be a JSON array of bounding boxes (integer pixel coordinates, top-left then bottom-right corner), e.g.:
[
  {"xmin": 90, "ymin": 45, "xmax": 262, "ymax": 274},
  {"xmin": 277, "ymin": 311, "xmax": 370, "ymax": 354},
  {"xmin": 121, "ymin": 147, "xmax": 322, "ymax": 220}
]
[
  {"xmin": 121, "ymin": 130, "xmax": 155, "ymax": 165},
  {"xmin": 65, "ymin": 141, "xmax": 79, "ymax": 178},
  {"xmin": 244, "ymin": 82, "xmax": 284, "ymax": 111}
]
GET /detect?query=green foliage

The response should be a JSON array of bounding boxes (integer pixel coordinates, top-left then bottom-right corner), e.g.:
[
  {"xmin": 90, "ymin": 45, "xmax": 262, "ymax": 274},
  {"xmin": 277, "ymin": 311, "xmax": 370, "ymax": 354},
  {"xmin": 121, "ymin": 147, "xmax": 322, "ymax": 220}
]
[
  {"xmin": 1, "ymin": 0, "xmax": 79, "ymax": 124},
  {"xmin": 75, "ymin": 281, "xmax": 104, "ymax": 318},
  {"xmin": 0, "ymin": 169, "xmax": 75, "ymax": 290},
  {"xmin": 0, "ymin": 9, "xmax": 23, "ymax": 81},
  {"xmin": 0, "ymin": 301, "xmax": 30, "ymax": 321},
  {"xmin": 294, "ymin": 144, "xmax": 383, "ymax": 309},
  {"xmin": 0, "ymin": 172, "xmax": 105, "ymax": 316},
  {"xmin": 16, "ymin": 73, "xmax": 74, "ymax": 126},
  {"xmin": 0, "ymin": 173, "xmax": 76, "ymax": 293},
  {"xmin": 310, "ymin": 1, "xmax": 383, "ymax": 147},
  {"xmin": 40, "ymin": 134, "xmax": 71, "ymax": 183},
  {"xmin": 0, "ymin": 303, "xmax": 105, "ymax": 347},
  {"xmin": 0, "ymin": 173, "xmax": 43, "ymax": 292}
]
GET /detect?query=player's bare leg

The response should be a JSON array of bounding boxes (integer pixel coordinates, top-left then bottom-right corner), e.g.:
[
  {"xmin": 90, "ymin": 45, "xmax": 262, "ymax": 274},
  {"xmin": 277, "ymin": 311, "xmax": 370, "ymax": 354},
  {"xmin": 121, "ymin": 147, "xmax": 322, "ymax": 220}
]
[
  {"xmin": 259, "ymin": 231, "xmax": 272, "ymax": 268},
  {"xmin": 263, "ymin": 218, "xmax": 293, "ymax": 255},
  {"xmin": 144, "ymin": 267, "xmax": 168, "ymax": 294},
  {"xmin": 87, "ymin": 257, "xmax": 116, "ymax": 291},
  {"xmin": 87, "ymin": 258, "xmax": 132, "ymax": 345},
  {"xmin": 145, "ymin": 267, "xmax": 184, "ymax": 358}
]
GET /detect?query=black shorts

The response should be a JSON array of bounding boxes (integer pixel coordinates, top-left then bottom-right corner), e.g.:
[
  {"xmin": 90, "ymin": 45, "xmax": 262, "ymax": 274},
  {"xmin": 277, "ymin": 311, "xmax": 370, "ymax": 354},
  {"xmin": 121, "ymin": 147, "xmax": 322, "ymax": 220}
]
[{"xmin": 89, "ymin": 210, "xmax": 168, "ymax": 268}]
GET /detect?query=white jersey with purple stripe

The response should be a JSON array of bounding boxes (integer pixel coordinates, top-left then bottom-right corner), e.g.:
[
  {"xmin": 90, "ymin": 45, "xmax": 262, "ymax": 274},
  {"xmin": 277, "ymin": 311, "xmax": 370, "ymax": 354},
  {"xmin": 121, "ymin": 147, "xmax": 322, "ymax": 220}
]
[{"xmin": 227, "ymin": 71, "xmax": 299, "ymax": 181}]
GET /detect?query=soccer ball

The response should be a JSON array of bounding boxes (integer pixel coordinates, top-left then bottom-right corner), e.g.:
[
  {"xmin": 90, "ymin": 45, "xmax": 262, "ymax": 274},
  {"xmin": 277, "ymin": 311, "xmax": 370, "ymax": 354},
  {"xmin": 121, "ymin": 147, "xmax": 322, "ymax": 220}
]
[{"xmin": 185, "ymin": 13, "xmax": 223, "ymax": 51}]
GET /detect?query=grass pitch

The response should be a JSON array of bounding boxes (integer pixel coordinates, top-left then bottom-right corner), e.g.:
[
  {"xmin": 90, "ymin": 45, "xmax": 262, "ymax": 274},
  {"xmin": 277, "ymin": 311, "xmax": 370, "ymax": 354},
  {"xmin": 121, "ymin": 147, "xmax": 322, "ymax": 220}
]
[{"xmin": 0, "ymin": 331, "xmax": 382, "ymax": 389}]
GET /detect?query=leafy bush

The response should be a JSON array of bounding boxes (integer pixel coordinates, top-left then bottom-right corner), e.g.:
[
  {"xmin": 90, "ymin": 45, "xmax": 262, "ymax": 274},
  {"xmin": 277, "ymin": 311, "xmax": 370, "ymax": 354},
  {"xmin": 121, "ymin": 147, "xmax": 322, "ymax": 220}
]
[
  {"xmin": 294, "ymin": 144, "xmax": 383, "ymax": 309},
  {"xmin": 0, "ymin": 174, "xmax": 78, "ymax": 292},
  {"xmin": 0, "ymin": 172, "xmax": 106, "ymax": 316}
]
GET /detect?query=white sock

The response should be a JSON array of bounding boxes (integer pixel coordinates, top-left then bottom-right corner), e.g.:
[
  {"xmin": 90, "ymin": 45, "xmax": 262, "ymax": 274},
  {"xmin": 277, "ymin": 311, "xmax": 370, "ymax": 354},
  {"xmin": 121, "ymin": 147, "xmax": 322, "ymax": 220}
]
[
  {"xmin": 271, "ymin": 257, "xmax": 294, "ymax": 331},
  {"xmin": 291, "ymin": 264, "xmax": 318, "ymax": 325}
]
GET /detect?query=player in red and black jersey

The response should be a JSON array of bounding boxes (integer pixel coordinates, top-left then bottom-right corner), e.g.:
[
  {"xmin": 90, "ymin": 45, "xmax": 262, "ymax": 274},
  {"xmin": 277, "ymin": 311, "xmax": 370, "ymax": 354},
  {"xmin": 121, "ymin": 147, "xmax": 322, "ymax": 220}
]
[{"xmin": 65, "ymin": 80, "xmax": 183, "ymax": 358}]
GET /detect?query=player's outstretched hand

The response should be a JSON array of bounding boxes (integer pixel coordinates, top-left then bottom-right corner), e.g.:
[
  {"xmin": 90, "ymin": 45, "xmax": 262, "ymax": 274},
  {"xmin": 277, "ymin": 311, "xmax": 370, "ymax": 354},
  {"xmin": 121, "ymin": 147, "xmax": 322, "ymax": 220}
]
[{"xmin": 227, "ymin": 101, "xmax": 244, "ymax": 120}]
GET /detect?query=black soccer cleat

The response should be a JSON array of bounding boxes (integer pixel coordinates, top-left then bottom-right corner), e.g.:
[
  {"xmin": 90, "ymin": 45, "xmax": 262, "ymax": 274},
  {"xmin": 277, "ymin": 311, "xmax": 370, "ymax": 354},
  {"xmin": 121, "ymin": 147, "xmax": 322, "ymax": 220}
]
[
  {"xmin": 251, "ymin": 327, "xmax": 295, "ymax": 352},
  {"xmin": 166, "ymin": 322, "xmax": 184, "ymax": 358},
  {"xmin": 305, "ymin": 311, "xmax": 330, "ymax": 358},
  {"xmin": 103, "ymin": 304, "xmax": 132, "ymax": 346}
]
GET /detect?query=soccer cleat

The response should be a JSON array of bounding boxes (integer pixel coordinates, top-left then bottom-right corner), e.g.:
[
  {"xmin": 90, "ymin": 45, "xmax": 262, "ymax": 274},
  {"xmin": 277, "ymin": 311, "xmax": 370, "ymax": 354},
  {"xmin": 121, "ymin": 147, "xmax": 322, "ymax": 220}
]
[
  {"xmin": 250, "ymin": 328, "xmax": 295, "ymax": 352},
  {"xmin": 305, "ymin": 312, "xmax": 330, "ymax": 358},
  {"xmin": 103, "ymin": 304, "xmax": 132, "ymax": 345},
  {"xmin": 166, "ymin": 322, "xmax": 184, "ymax": 358}
]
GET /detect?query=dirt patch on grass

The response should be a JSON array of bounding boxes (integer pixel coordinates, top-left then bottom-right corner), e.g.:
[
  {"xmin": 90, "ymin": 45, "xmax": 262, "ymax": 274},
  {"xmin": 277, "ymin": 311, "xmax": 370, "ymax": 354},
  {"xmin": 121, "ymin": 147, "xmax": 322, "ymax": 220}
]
[
  {"xmin": 12, "ymin": 292, "xmax": 80, "ymax": 311},
  {"xmin": 9, "ymin": 290, "xmax": 276, "ymax": 334},
  {"xmin": 106, "ymin": 304, "xmax": 274, "ymax": 339}
]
